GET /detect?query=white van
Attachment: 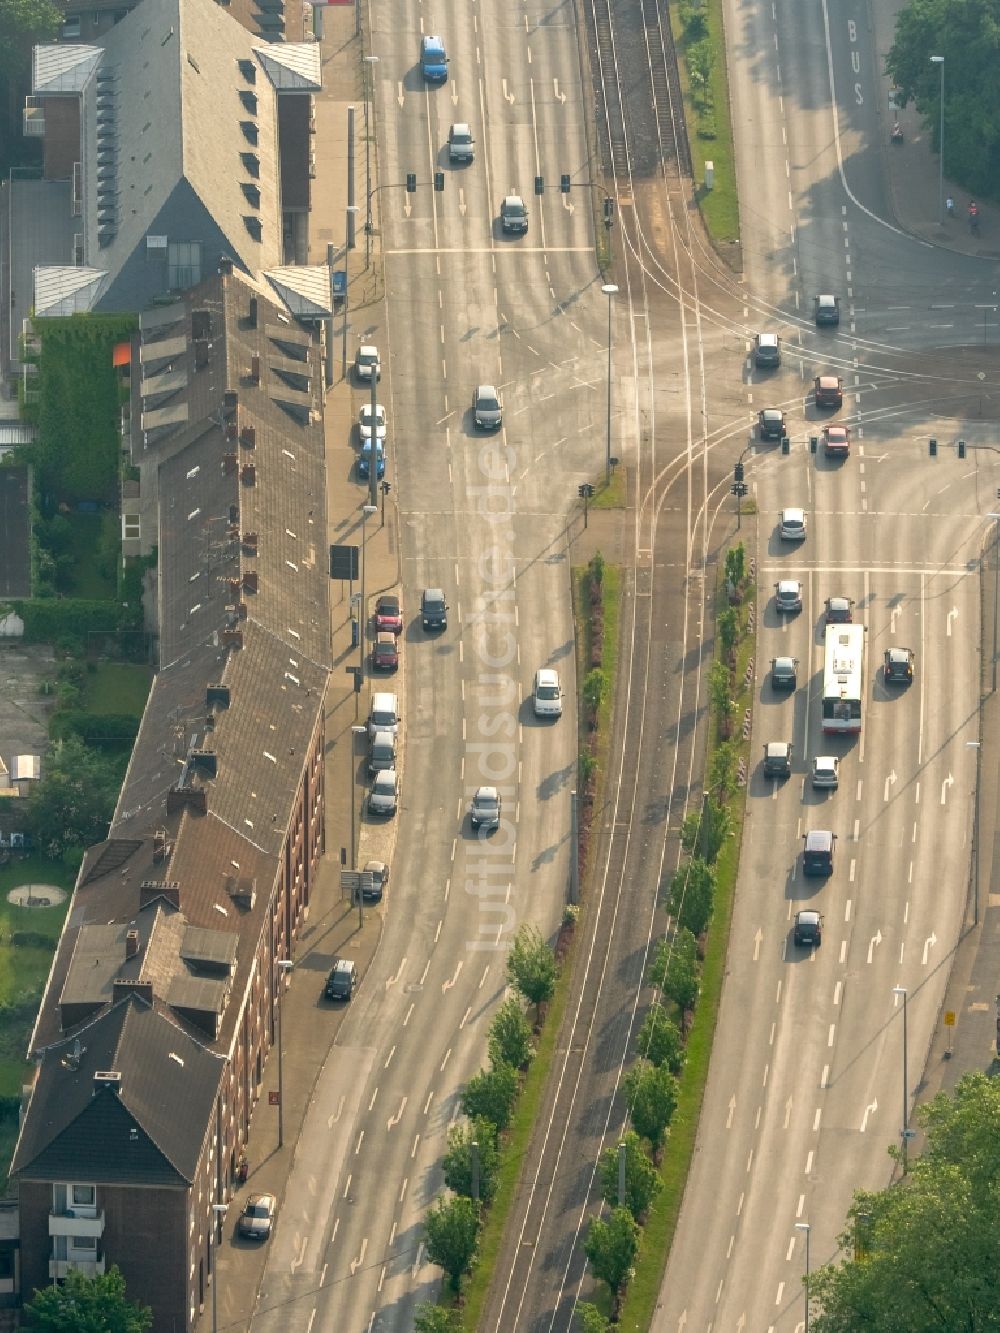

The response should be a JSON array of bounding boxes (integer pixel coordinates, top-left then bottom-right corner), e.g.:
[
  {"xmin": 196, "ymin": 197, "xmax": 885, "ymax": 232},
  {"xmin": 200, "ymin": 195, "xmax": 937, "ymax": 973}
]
[
  {"xmin": 368, "ymin": 691, "xmax": 400, "ymax": 737},
  {"xmin": 533, "ymin": 668, "xmax": 563, "ymax": 718}
]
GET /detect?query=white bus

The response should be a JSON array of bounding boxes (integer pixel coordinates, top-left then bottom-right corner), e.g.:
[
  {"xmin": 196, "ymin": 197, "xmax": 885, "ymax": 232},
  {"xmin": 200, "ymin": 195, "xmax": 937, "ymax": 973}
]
[{"xmin": 822, "ymin": 624, "xmax": 865, "ymax": 734}]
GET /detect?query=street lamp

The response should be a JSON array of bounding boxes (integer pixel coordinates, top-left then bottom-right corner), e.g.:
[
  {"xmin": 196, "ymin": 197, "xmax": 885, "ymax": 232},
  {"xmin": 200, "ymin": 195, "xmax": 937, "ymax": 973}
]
[
  {"xmin": 275, "ymin": 958, "xmax": 293, "ymax": 1148},
  {"xmin": 988, "ymin": 510, "xmax": 1000, "ymax": 693},
  {"xmin": 363, "ymin": 55, "xmax": 380, "ymax": 268},
  {"xmin": 892, "ymin": 985, "xmax": 911, "ymax": 1173},
  {"xmin": 930, "ymin": 56, "xmax": 944, "ymax": 225},
  {"xmin": 211, "ymin": 1203, "xmax": 228, "ymax": 1333},
  {"xmin": 343, "ymin": 206, "xmax": 360, "ymax": 381},
  {"xmin": 795, "ymin": 1222, "xmax": 811, "ymax": 1333},
  {"xmin": 966, "ymin": 739, "xmax": 982, "ymax": 926},
  {"xmin": 358, "ymin": 503, "xmax": 378, "ymax": 681},
  {"xmin": 601, "ymin": 282, "xmax": 618, "ymax": 486}
]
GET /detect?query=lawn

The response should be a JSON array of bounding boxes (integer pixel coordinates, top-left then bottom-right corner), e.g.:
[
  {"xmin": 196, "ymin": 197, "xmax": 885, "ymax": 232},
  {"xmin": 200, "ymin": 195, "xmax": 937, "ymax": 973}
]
[
  {"xmin": 61, "ymin": 510, "xmax": 118, "ymax": 600},
  {"xmin": 81, "ymin": 662, "xmax": 153, "ymax": 716}
]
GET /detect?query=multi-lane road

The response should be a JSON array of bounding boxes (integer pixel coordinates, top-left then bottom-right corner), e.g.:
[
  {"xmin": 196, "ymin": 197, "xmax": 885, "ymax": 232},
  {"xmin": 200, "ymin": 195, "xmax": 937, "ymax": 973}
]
[{"xmin": 250, "ymin": 0, "xmax": 1000, "ymax": 1327}]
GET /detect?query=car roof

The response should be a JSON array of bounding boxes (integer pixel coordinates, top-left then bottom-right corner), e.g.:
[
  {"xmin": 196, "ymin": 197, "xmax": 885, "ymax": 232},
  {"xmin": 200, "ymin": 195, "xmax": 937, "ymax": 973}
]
[
  {"xmin": 762, "ymin": 407, "xmax": 783, "ymax": 416},
  {"xmin": 814, "ymin": 755, "xmax": 838, "ymax": 767},
  {"xmin": 778, "ymin": 578, "xmax": 800, "ymax": 590},
  {"xmin": 504, "ymin": 195, "xmax": 525, "ymax": 207},
  {"xmin": 536, "ymin": 667, "xmax": 559, "ymax": 685},
  {"xmin": 451, "ymin": 121, "xmax": 471, "ymax": 134},
  {"xmin": 358, "ymin": 344, "xmax": 378, "ymax": 356},
  {"xmin": 774, "ymin": 654, "xmax": 795, "ymax": 667},
  {"xmin": 766, "ymin": 740, "xmax": 790, "ymax": 752},
  {"xmin": 475, "ymin": 785, "xmax": 499, "ymax": 799},
  {"xmin": 477, "ymin": 384, "xmax": 499, "ymax": 397},
  {"xmin": 887, "ymin": 645, "xmax": 912, "ymax": 658},
  {"xmin": 797, "ymin": 910, "xmax": 821, "ymax": 924},
  {"xmin": 377, "ymin": 593, "xmax": 399, "ymax": 607},
  {"xmin": 423, "ymin": 33, "xmax": 444, "ymax": 46},
  {"xmin": 247, "ymin": 1193, "xmax": 275, "ymax": 1208},
  {"xmin": 423, "ymin": 586, "xmax": 445, "ymax": 599},
  {"xmin": 782, "ymin": 506, "xmax": 804, "ymax": 520},
  {"xmin": 374, "ymin": 768, "xmax": 397, "ymax": 784},
  {"xmin": 817, "ymin": 293, "xmax": 837, "ymax": 302},
  {"xmin": 817, "ymin": 373, "xmax": 839, "ymax": 384},
  {"xmin": 828, "ymin": 595, "xmax": 850, "ymax": 606},
  {"xmin": 805, "ymin": 829, "xmax": 833, "ymax": 848},
  {"xmin": 757, "ymin": 332, "xmax": 779, "ymax": 344},
  {"xmin": 375, "ymin": 631, "xmax": 396, "ymax": 645}
]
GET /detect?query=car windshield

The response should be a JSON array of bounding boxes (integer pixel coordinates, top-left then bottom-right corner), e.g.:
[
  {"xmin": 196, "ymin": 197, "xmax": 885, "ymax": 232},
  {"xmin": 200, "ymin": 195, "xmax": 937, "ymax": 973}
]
[
  {"xmin": 247, "ymin": 1202, "xmax": 270, "ymax": 1219},
  {"xmin": 378, "ymin": 597, "xmax": 399, "ymax": 613},
  {"xmin": 537, "ymin": 684, "xmax": 559, "ymax": 699},
  {"xmin": 476, "ymin": 793, "xmax": 499, "ymax": 809},
  {"xmin": 479, "ymin": 393, "xmax": 499, "ymax": 410},
  {"xmin": 506, "ymin": 201, "xmax": 525, "ymax": 217},
  {"xmin": 453, "ymin": 129, "xmax": 472, "ymax": 143},
  {"xmin": 359, "ymin": 350, "xmax": 377, "ymax": 365}
]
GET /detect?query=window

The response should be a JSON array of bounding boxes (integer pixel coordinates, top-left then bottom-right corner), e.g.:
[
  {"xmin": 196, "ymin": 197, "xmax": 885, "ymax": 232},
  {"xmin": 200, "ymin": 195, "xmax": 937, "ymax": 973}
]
[
  {"xmin": 72, "ymin": 1235, "xmax": 97, "ymax": 1252},
  {"xmin": 168, "ymin": 241, "xmax": 201, "ymax": 290},
  {"xmin": 62, "ymin": 15, "xmax": 82, "ymax": 37},
  {"xmin": 72, "ymin": 1184, "xmax": 96, "ymax": 1207}
]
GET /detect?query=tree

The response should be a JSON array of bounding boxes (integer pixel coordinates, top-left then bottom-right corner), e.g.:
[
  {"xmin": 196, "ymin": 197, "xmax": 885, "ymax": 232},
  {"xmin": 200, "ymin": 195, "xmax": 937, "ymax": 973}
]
[
  {"xmin": 584, "ymin": 1206, "xmax": 641, "ymax": 1306},
  {"xmin": 582, "ymin": 667, "xmax": 607, "ymax": 721},
  {"xmin": 707, "ymin": 741, "xmax": 739, "ymax": 801},
  {"xmin": 24, "ymin": 735, "xmax": 120, "ymax": 866},
  {"xmin": 810, "ymin": 1072, "xmax": 1000, "ymax": 1331},
  {"xmin": 598, "ymin": 1131, "xmax": 661, "ymax": 1221},
  {"xmin": 636, "ymin": 1006, "xmax": 685, "ymax": 1073},
  {"xmin": 424, "ymin": 1195, "xmax": 480, "ymax": 1292},
  {"xmin": 506, "ymin": 924, "xmax": 558, "ymax": 1021},
  {"xmin": 488, "ymin": 997, "xmax": 535, "ymax": 1071},
  {"xmin": 886, "ymin": 0, "xmax": 1000, "ymax": 197},
  {"xmin": 680, "ymin": 795, "xmax": 731, "ymax": 863},
  {"xmin": 707, "ymin": 660, "xmax": 735, "ymax": 734},
  {"xmin": 414, "ymin": 1306, "xmax": 461, "ymax": 1333},
  {"xmin": 665, "ymin": 857, "xmax": 716, "ymax": 937},
  {"xmin": 648, "ymin": 927, "xmax": 700, "ymax": 1014},
  {"xmin": 624, "ymin": 1060, "xmax": 679, "ymax": 1154},
  {"xmin": 0, "ymin": 0, "xmax": 61, "ymax": 83},
  {"xmin": 24, "ymin": 1264, "xmax": 151, "ymax": 1332},
  {"xmin": 460, "ymin": 1063, "xmax": 518, "ymax": 1137},
  {"xmin": 442, "ymin": 1117, "xmax": 501, "ymax": 1204},
  {"xmin": 724, "ymin": 542, "xmax": 746, "ymax": 589},
  {"xmin": 718, "ymin": 606, "xmax": 740, "ymax": 655},
  {"xmin": 575, "ymin": 1302, "xmax": 610, "ymax": 1332}
]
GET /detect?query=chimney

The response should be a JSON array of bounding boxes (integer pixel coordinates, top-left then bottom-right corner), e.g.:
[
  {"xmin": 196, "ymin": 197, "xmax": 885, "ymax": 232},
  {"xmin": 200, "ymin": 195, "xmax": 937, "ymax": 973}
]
[
  {"xmin": 222, "ymin": 452, "xmax": 238, "ymax": 475},
  {"xmin": 250, "ymin": 354, "xmax": 260, "ymax": 384},
  {"xmin": 248, "ymin": 296, "xmax": 258, "ymax": 327},
  {"xmin": 125, "ymin": 928, "xmax": 140, "ymax": 959},
  {"xmin": 240, "ymin": 424, "xmax": 256, "ymax": 449},
  {"xmin": 218, "ymin": 255, "xmax": 234, "ymax": 276},
  {"xmin": 93, "ymin": 1070, "xmax": 122, "ymax": 1094},
  {"xmin": 243, "ymin": 570, "xmax": 258, "ymax": 594},
  {"xmin": 242, "ymin": 530, "xmax": 258, "ymax": 553},
  {"xmin": 222, "ymin": 628, "xmax": 244, "ymax": 650}
]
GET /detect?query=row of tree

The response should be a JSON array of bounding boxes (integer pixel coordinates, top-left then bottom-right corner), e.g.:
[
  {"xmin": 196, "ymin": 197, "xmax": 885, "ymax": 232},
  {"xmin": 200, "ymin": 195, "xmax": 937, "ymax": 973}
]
[{"xmin": 414, "ymin": 925, "xmax": 559, "ymax": 1328}]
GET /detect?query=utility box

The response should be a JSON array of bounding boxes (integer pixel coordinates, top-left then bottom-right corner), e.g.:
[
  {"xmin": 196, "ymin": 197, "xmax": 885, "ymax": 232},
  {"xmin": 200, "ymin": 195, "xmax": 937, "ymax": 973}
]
[{"xmin": 705, "ymin": 161, "xmax": 714, "ymax": 190}]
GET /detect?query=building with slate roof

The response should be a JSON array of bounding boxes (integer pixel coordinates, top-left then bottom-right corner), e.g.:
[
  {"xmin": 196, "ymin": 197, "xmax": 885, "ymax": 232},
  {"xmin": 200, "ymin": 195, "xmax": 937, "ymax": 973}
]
[
  {"xmin": 26, "ymin": 0, "xmax": 321, "ymax": 317},
  {"xmin": 11, "ymin": 263, "xmax": 330, "ymax": 1331}
]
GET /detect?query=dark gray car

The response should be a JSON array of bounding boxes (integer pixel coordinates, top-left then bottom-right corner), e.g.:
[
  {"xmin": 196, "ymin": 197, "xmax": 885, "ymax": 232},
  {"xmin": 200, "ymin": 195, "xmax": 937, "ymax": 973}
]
[{"xmin": 421, "ymin": 587, "xmax": 448, "ymax": 630}]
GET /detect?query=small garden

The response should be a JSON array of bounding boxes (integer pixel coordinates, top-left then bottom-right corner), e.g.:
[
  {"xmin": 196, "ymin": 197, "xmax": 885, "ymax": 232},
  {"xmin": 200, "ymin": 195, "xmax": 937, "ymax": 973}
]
[{"xmin": 672, "ymin": 0, "xmax": 739, "ymax": 244}]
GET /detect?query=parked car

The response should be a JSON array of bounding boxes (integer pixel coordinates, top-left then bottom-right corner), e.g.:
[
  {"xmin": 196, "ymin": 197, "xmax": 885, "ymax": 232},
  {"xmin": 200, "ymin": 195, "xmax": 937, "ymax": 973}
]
[
  {"xmin": 324, "ymin": 958, "xmax": 357, "ymax": 1000},
  {"xmin": 368, "ymin": 729, "xmax": 396, "ymax": 775},
  {"xmin": 793, "ymin": 910, "xmax": 822, "ymax": 947},
  {"xmin": 358, "ymin": 440, "xmax": 385, "ymax": 480},
  {"xmin": 362, "ymin": 858, "xmax": 389, "ymax": 901},
  {"xmin": 238, "ymin": 1194, "xmax": 276, "ymax": 1241},
  {"xmin": 884, "ymin": 646, "xmax": 915, "ymax": 683},
  {"xmin": 814, "ymin": 294, "xmax": 841, "ymax": 325},
  {"xmin": 814, "ymin": 374, "xmax": 843, "ymax": 408},
  {"xmin": 368, "ymin": 769, "xmax": 398, "ymax": 817},
  {"xmin": 359, "ymin": 404, "xmax": 387, "ymax": 441},
  {"xmin": 758, "ymin": 408, "xmax": 786, "ymax": 441},
  {"xmin": 470, "ymin": 786, "xmax": 502, "ymax": 831},
  {"xmin": 371, "ymin": 632, "xmax": 398, "ymax": 672},
  {"xmin": 354, "ymin": 345, "xmax": 381, "ymax": 382},
  {"xmin": 754, "ymin": 333, "xmax": 781, "ymax": 368},
  {"xmin": 374, "ymin": 593, "xmax": 403, "ymax": 634},
  {"xmin": 500, "ymin": 195, "xmax": 528, "ymax": 234}
]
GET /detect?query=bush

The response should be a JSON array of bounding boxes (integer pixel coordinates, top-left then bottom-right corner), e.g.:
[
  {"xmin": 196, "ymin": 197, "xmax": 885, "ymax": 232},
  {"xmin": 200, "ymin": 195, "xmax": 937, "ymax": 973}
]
[{"xmin": 10, "ymin": 931, "xmax": 55, "ymax": 950}]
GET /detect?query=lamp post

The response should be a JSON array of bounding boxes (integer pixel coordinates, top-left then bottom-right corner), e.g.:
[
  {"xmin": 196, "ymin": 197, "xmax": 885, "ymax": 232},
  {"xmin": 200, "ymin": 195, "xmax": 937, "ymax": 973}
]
[
  {"xmin": 275, "ymin": 958, "xmax": 293, "ymax": 1148},
  {"xmin": 211, "ymin": 1203, "xmax": 228, "ymax": 1333},
  {"xmin": 363, "ymin": 55, "xmax": 380, "ymax": 269},
  {"xmin": 892, "ymin": 985, "xmax": 910, "ymax": 1173},
  {"xmin": 795, "ymin": 1222, "xmax": 811, "ymax": 1333},
  {"xmin": 358, "ymin": 503, "xmax": 377, "ymax": 682},
  {"xmin": 343, "ymin": 206, "xmax": 359, "ymax": 381},
  {"xmin": 601, "ymin": 282, "xmax": 618, "ymax": 486},
  {"xmin": 966, "ymin": 739, "xmax": 982, "ymax": 926},
  {"xmin": 930, "ymin": 56, "xmax": 944, "ymax": 225}
]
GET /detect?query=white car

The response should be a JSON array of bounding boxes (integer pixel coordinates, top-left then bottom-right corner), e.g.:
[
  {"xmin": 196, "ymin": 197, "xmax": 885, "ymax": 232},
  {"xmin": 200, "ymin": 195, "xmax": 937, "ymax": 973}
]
[
  {"xmin": 470, "ymin": 786, "xmax": 502, "ymax": 831},
  {"xmin": 811, "ymin": 756, "xmax": 840, "ymax": 789},
  {"xmin": 354, "ymin": 345, "xmax": 381, "ymax": 382},
  {"xmin": 780, "ymin": 507, "xmax": 806, "ymax": 541},
  {"xmin": 533, "ymin": 668, "xmax": 563, "ymax": 718},
  {"xmin": 775, "ymin": 579, "xmax": 802, "ymax": 614},
  {"xmin": 359, "ymin": 404, "xmax": 387, "ymax": 440}
]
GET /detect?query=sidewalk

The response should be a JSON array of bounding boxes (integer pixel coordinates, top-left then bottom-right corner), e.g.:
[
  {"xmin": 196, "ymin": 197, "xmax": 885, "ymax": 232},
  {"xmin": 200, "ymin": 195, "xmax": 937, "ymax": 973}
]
[
  {"xmin": 202, "ymin": 7, "xmax": 402, "ymax": 1329},
  {"xmin": 874, "ymin": 0, "xmax": 997, "ymax": 256}
]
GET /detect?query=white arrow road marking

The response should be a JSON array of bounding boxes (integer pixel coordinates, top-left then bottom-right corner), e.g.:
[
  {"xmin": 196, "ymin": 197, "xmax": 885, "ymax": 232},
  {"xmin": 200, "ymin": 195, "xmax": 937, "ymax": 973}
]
[
  {"xmin": 553, "ymin": 77, "xmax": 566, "ymax": 103},
  {"xmin": 396, "ymin": 81, "xmax": 404, "ymax": 108},
  {"xmin": 328, "ymin": 1095, "xmax": 345, "ymax": 1127},
  {"xmin": 884, "ymin": 770, "xmax": 896, "ymax": 801},
  {"xmin": 451, "ymin": 81, "xmax": 458, "ymax": 106},
  {"xmin": 411, "ymin": 1241, "xmax": 425, "ymax": 1278},
  {"xmin": 385, "ymin": 958, "xmax": 406, "ymax": 988},
  {"xmin": 923, "ymin": 932, "xmax": 938, "ymax": 965},
  {"xmin": 458, "ymin": 188, "xmax": 467, "ymax": 216},
  {"xmin": 753, "ymin": 928, "xmax": 763, "ymax": 961},
  {"xmin": 387, "ymin": 1096, "xmax": 407, "ymax": 1131},
  {"xmin": 350, "ymin": 1238, "xmax": 367, "ymax": 1276},
  {"xmin": 290, "ymin": 1234, "xmax": 308, "ymax": 1273},
  {"xmin": 677, "ymin": 1313, "xmax": 688, "ymax": 1331},
  {"xmin": 784, "ymin": 1097, "xmax": 793, "ymax": 1129},
  {"xmin": 890, "ymin": 605, "xmax": 900, "ymax": 634},
  {"xmin": 947, "ymin": 606, "xmax": 958, "ymax": 635},
  {"xmin": 941, "ymin": 773, "xmax": 953, "ymax": 804},
  {"xmin": 868, "ymin": 929, "xmax": 882, "ymax": 963},
  {"xmin": 727, "ymin": 1095, "xmax": 736, "ymax": 1128},
  {"xmin": 502, "ymin": 78, "xmax": 515, "ymax": 104},
  {"xmin": 562, "ymin": 195, "xmax": 575, "ymax": 214},
  {"xmin": 861, "ymin": 1099, "xmax": 878, "ymax": 1132},
  {"xmin": 403, "ymin": 199, "xmax": 412, "ymax": 219},
  {"xmin": 442, "ymin": 961, "xmax": 463, "ymax": 991}
]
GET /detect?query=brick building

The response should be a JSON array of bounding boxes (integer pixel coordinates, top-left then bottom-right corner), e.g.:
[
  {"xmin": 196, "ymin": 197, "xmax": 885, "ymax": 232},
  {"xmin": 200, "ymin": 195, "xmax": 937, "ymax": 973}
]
[{"xmin": 10, "ymin": 265, "xmax": 331, "ymax": 1331}]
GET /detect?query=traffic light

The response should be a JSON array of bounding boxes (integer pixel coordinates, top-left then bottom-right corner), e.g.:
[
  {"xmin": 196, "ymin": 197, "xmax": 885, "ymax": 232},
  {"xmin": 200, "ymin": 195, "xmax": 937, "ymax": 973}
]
[
  {"xmin": 434, "ymin": 170, "xmax": 444, "ymax": 192},
  {"xmin": 381, "ymin": 480, "xmax": 392, "ymax": 495},
  {"xmin": 406, "ymin": 173, "xmax": 417, "ymax": 193},
  {"xmin": 781, "ymin": 435, "xmax": 790, "ymax": 455},
  {"xmin": 561, "ymin": 174, "xmax": 571, "ymax": 194},
  {"xmin": 734, "ymin": 461, "xmax": 744, "ymax": 483},
  {"xmin": 957, "ymin": 438, "xmax": 966, "ymax": 459},
  {"xmin": 810, "ymin": 435, "xmax": 818, "ymax": 454},
  {"xmin": 929, "ymin": 437, "xmax": 938, "ymax": 456},
  {"xmin": 534, "ymin": 175, "xmax": 545, "ymax": 195},
  {"xmin": 603, "ymin": 196, "xmax": 615, "ymax": 229}
]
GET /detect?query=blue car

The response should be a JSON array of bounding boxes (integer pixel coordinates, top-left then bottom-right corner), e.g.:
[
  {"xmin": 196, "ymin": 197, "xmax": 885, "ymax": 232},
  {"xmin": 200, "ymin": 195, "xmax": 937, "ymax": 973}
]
[
  {"xmin": 420, "ymin": 34, "xmax": 448, "ymax": 82},
  {"xmin": 358, "ymin": 440, "xmax": 385, "ymax": 480}
]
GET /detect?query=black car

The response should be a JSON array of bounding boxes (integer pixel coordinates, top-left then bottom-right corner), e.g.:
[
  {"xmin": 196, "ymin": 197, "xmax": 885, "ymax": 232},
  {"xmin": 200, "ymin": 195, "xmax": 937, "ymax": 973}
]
[
  {"xmin": 500, "ymin": 195, "xmax": 528, "ymax": 234},
  {"xmin": 814, "ymin": 294, "xmax": 840, "ymax": 326},
  {"xmin": 793, "ymin": 911, "xmax": 822, "ymax": 947},
  {"xmin": 324, "ymin": 959, "xmax": 357, "ymax": 1000},
  {"xmin": 771, "ymin": 655, "xmax": 798, "ymax": 690},
  {"xmin": 421, "ymin": 587, "xmax": 448, "ymax": 630},
  {"xmin": 754, "ymin": 333, "xmax": 781, "ymax": 368},
  {"xmin": 884, "ymin": 646, "xmax": 915, "ymax": 683},
  {"xmin": 758, "ymin": 408, "xmax": 786, "ymax": 441},
  {"xmin": 825, "ymin": 596, "xmax": 853, "ymax": 624}
]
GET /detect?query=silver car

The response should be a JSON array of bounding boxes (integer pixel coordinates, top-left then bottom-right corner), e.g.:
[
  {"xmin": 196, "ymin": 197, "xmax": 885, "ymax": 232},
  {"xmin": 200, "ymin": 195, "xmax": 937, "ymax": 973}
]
[
  {"xmin": 354, "ymin": 345, "xmax": 381, "ymax": 382},
  {"xmin": 448, "ymin": 122, "xmax": 475, "ymax": 162},
  {"xmin": 811, "ymin": 756, "xmax": 840, "ymax": 789},
  {"xmin": 368, "ymin": 769, "xmax": 398, "ymax": 817},
  {"xmin": 470, "ymin": 785, "xmax": 502, "ymax": 831},
  {"xmin": 473, "ymin": 384, "xmax": 502, "ymax": 429},
  {"xmin": 238, "ymin": 1194, "xmax": 276, "ymax": 1241},
  {"xmin": 775, "ymin": 579, "xmax": 802, "ymax": 613},
  {"xmin": 780, "ymin": 507, "xmax": 806, "ymax": 541}
]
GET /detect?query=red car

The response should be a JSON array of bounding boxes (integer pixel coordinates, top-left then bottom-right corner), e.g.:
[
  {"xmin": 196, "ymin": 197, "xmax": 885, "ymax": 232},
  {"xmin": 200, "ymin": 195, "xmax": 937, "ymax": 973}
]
[
  {"xmin": 374, "ymin": 594, "xmax": 402, "ymax": 635},
  {"xmin": 371, "ymin": 632, "xmax": 398, "ymax": 672},
  {"xmin": 822, "ymin": 423, "xmax": 851, "ymax": 458}
]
